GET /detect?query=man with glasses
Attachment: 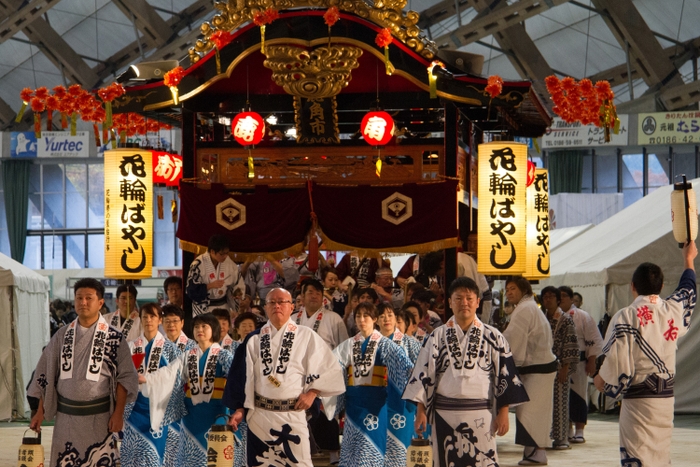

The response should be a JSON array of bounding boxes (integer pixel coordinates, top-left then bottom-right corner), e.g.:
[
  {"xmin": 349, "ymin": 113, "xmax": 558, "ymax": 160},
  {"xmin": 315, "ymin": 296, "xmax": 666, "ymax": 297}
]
[{"xmin": 224, "ymin": 287, "xmax": 345, "ymax": 467}]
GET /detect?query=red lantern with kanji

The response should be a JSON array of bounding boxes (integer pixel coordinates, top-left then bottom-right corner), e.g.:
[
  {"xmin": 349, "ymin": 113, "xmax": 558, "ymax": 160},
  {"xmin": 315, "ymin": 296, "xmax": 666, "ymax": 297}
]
[
  {"xmin": 360, "ymin": 111, "xmax": 394, "ymax": 146},
  {"xmin": 232, "ymin": 112, "xmax": 265, "ymax": 146},
  {"xmin": 526, "ymin": 160, "xmax": 536, "ymax": 187}
]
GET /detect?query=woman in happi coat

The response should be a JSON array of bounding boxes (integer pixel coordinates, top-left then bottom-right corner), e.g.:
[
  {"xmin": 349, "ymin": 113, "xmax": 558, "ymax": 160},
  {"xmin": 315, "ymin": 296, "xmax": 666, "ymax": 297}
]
[
  {"xmin": 121, "ymin": 303, "xmax": 184, "ymax": 467},
  {"xmin": 377, "ymin": 304, "xmax": 421, "ymax": 467},
  {"xmin": 322, "ymin": 266, "xmax": 349, "ymax": 317},
  {"xmin": 334, "ymin": 302, "xmax": 414, "ymax": 467},
  {"xmin": 540, "ymin": 287, "xmax": 580, "ymax": 450},
  {"xmin": 503, "ymin": 277, "xmax": 557, "ymax": 466},
  {"xmin": 175, "ymin": 312, "xmax": 245, "ymax": 467}
]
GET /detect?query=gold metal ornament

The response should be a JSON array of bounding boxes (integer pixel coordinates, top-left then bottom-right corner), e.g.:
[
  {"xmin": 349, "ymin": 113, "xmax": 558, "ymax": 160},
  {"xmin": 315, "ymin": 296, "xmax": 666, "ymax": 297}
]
[
  {"xmin": 190, "ymin": 0, "xmax": 435, "ymax": 64},
  {"xmin": 263, "ymin": 45, "xmax": 362, "ymax": 98}
]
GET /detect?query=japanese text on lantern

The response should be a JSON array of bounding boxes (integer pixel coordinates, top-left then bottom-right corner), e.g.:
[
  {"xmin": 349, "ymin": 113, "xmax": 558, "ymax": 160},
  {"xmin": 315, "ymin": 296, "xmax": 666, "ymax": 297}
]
[
  {"xmin": 104, "ymin": 149, "xmax": 153, "ymax": 278},
  {"xmin": 525, "ymin": 168, "xmax": 550, "ymax": 279},
  {"xmin": 153, "ymin": 151, "xmax": 183, "ymax": 186},
  {"xmin": 477, "ymin": 142, "xmax": 527, "ymax": 275}
]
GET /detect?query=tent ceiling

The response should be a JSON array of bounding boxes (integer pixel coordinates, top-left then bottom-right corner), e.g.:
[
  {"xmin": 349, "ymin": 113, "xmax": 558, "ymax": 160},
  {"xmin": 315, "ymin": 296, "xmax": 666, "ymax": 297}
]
[{"xmin": 1, "ymin": 0, "xmax": 699, "ymax": 131}]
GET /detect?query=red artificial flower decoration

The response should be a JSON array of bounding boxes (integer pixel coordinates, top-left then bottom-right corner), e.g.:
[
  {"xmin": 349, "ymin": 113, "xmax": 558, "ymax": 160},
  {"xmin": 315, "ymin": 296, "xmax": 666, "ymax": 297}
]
[
  {"xmin": 34, "ymin": 87, "xmax": 49, "ymax": 101},
  {"xmin": 98, "ymin": 82, "xmax": 125, "ymax": 102},
  {"xmin": 485, "ymin": 75, "xmax": 503, "ymax": 99},
  {"xmin": 546, "ymin": 75, "xmax": 616, "ymax": 127},
  {"xmin": 52, "ymin": 85, "xmax": 67, "ymax": 99},
  {"xmin": 30, "ymin": 97, "xmax": 45, "ymax": 113},
  {"xmin": 67, "ymin": 84, "xmax": 83, "ymax": 97},
  {"xmin": 375, "ymin": 28, "xmax": 393, "ymax": 48},
  {"xmin": 20, "ymin": 88, "xmax": 33, "ymax": 103},
  {"xmin": 254, "ymin": 7, "xmax": 279, "ymax": 26},
  {"xmin": 164, "ymin": 66, "xmax": 185, "ymax": 87},
  {"xmin": 324, "ymin": 7, "xmax": 340, "ymax": 27},
  {"xmin": 45, "ymin": 95, "xmax": 59, "ymax": 111},
  {"xmin": 210, "ymin": 30, "xmax": 234, "ymax": 50}
]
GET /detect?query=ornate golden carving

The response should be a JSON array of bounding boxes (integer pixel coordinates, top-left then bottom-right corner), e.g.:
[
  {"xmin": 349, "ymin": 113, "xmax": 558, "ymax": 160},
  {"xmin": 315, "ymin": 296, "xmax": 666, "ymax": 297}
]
[
  {"xmin": 264, "ymin": 45, "xmax": 361, "ymax": 98},
  {"xmin": 189, "ymin": 0, "xmax": 435, "ymax": 64},
  {"xmin": 112, "ymin": 91, "xmax": 157, "ymax": 109}
]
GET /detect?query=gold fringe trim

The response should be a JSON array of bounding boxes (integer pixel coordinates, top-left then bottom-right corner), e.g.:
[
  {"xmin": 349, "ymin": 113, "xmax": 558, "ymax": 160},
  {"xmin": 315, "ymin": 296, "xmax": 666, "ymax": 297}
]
[
  {"xmin": 179, "ymin": 239, "xmax": 307, "ymax": 263},
  {"xmin": 318, "ymin": 232, "xmax": 459, "ymax": 256}
]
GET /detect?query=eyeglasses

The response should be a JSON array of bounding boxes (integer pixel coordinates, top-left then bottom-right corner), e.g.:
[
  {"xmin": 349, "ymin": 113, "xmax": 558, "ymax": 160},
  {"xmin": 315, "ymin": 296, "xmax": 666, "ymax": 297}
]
[
  {"xmin": 266, "ymin": 300, "xmax": 293, "ymax": 306},
  {"xmin": 163, "ymin": 319, "xmax": 181, "ymax": 326}
]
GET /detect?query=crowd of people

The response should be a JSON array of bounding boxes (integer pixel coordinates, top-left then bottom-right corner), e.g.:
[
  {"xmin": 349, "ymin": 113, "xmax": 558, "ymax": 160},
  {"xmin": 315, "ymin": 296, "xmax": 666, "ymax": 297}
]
[{"xmin": 26, "ymin": 237, "xmax": 697, "ymax": 467}]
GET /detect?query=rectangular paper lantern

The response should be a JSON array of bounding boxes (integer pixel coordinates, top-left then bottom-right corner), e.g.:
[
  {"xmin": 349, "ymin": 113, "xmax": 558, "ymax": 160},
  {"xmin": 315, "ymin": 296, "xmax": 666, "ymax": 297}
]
[
  {"xmin": 477, "ymin": 142, "xmax": 528, "ymax": 275},
  {"xmin": 525, "ymin": 168, "xmax": 550, "ymax": 279},
  {"xmin": 104, "ymin": 149, "xmax": 153, "ymax": 278}
]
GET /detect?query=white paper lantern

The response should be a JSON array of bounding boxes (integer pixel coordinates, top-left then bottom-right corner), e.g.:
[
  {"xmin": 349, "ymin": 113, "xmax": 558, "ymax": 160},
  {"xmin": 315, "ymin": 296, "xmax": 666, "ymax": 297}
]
[
  {"xmin": 671, "ymin": 179, "xmax": 698, "ymax": 246},
  {"xmin": 17, "ymin": 430, "xmax": 44, "ymax": 467}
]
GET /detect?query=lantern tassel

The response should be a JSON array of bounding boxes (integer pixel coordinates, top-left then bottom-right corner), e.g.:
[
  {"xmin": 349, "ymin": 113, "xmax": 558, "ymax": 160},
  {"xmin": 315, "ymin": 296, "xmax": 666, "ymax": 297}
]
[
  {"xmin": 70, "ymin": 113, "xmax": 77, "ymax": 136},
  {"xmin": 46, "ymin": 110, "xmax": 53, "ymax": 131},
  {"xmin": 157, "ymin": 195, "xmax": 164, "ymax": 220},
  {"xmin": 383, "ymin": 46, "xmax": 395, "ymax": 76},
  {"xmin": 106, "ymin": 101, "xmax": 113, "ymax": 128},
  {"xmin": 248, "ymin": 150, "xmax": 255, "ymax": 179},
  {"xmin": 111, "ymin": 129, "xmax": 118, "ymax": 149},
  {"xmin": 375, "ymin": 152, "xmax": 382, "ymax": 178},
  {"xmin": 215, "ymin": 47, "xmax": 222, "ymax": 75},
  {"xmin": 169, "ymin": 86, "xmax": 180, "ymax": 105},
  {"xmin": 93, "ymin": 124, "xmax": 101, "ymax": 146},
  {"xmin": 102, "ymin": 123, "xmax": 108, "ymax": 145},
  {"xmin": 171, "ymin": 199, "xmax": 178, "ymax": 223},
  {"xmin": 34, "ymin": 114, "xmax": 41, "ymax": 138},
  {"xmin": 260, "ymin": 25, "xmax": 266, "ymax": 53},
  {"xmin": 61, "ymin": 113, "xmax": 68, "ymax": 129},
  {"xmin": 15, "ymin": 101, "xmax": 28, "ymax": 123},
  {"xmin": 429, "ymin": 68, "xmax": 438, "ymax": 99}
]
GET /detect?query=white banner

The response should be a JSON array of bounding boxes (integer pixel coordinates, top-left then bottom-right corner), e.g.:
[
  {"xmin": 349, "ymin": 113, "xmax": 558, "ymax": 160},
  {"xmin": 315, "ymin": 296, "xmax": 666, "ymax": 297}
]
[
  {"xmin": 10, "ymin": 131, "xmax": 89, "ymax": 158},
  {"xmin": 541, "ymin": 115, "xmax": 629, "ymax": 148}
]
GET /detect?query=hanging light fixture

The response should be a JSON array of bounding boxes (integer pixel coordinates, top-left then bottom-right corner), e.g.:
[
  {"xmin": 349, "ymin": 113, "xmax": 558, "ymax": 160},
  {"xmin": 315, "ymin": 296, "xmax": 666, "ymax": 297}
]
[
  {"xmin": 232, "ymin": 111, "xmax": 265, "ymax": 180},
  {"xmin": 360, "ymin": 111, "xmax": 394, "ymax": 146}
]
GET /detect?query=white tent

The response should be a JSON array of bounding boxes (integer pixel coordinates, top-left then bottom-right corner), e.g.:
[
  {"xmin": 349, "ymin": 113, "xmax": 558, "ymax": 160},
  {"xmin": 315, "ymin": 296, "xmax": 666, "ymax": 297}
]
[
  {"xmin": 550, "ymin": 223, "xmax": 594, "ymax": 253},
  {"xmin": 539, "ymin": 179, "xmax": 700, "ymax": 414},
  {"xmin": 0, "ymin": 252, "xmax": 50, "ymax": 420}
]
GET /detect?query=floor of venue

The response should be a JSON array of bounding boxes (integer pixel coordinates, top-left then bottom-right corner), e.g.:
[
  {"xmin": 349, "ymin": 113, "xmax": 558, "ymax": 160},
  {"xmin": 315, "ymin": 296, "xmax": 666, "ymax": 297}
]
[{"xmin": 2, "ymin": 412, "xmax": 698, "ymax": 466}]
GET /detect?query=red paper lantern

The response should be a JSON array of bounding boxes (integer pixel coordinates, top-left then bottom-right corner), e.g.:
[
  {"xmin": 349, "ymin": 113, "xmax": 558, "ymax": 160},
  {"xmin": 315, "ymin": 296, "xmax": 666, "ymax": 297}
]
[
  {"xmin": 527, "ymin": 160, "xmax": 536, "ymax": 187},
  {"xmin": 360, "ymin": 111, "xmax": 394, "ymax": 146},
  {"xmin": 232, "ymin": 112, "xmax": 265, "ymax": 146}
]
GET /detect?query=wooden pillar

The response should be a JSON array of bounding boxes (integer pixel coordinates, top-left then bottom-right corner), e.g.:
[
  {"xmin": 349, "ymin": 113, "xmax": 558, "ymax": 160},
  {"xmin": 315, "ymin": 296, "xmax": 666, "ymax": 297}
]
[
  {"xmin": 443, "ymin": 101, "xmax": 458, "ymax": 317},
  {"xmin": 181, "ymin": 106, "xmax": 196, "ymax": 338}
]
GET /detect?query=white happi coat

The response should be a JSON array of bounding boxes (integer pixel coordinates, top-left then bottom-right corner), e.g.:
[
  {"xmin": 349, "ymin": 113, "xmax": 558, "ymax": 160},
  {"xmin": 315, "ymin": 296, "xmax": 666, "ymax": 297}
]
[
  {"xmin": 187, "ymin": 252, "xmax": 245, "ymax": 316},
  {"xmin": 502, "ymin": 295, "xmax": 556, "ymax": 448},
  {"xmin": 233, "ymin": 319, "xmax": 345, "ymax": 466},
  {"xmin": 599, "ymin": 269, "xmax": 696, "ymax": 466},
  {"xmin": 566, "ymin": 306, "xmax": 604, "ymax": 412},
  {"xmin": 104, "ymin": 309, "xmax": 141, "ymax": 343},
  {"xmin": 403, "ymin": 317, "xmax": 528, "ymax": 467},
  {"xmin": 294, "ymin": 307, "xmax": 349, "ymax": 350}
]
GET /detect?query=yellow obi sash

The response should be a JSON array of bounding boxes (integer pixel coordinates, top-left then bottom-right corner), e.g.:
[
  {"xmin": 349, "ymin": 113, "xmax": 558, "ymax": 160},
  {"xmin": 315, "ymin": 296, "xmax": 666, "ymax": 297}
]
[
  {"xmin": 347, "ymin": 365, "xmax": 388, "ymax": 387},
  {"xmin": 185, "ymin": 376, "xmax": 227, "ymax": 399}
]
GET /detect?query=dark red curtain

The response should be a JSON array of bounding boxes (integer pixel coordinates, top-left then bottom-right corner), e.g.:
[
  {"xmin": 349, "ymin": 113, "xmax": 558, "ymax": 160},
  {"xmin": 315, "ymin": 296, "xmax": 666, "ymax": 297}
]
[
  {"xmin": 313, "ymin": 180, "xmax": 459, "ymax": 252},
  {"xmin": 177, "ymin": 182, "xmax": 311, "ymax": 256}
]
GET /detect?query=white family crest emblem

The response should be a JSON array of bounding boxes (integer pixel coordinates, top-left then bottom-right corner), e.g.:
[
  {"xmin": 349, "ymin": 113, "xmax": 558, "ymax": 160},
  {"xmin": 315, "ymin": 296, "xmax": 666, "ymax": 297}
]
[
  {"xmin": 216, "ymin": 198, "xmax": 246, "ymax": 230},
  {"xmin": 381, "ymin": 192, "xmax": 413, "ymax": 225},
  {"xmin": 390, "ymin": 414, "xmax": 406, "ymax": 429},
  {"xmin": 363, "ymin": 414, "xmax": 379, "ymax": 431}
]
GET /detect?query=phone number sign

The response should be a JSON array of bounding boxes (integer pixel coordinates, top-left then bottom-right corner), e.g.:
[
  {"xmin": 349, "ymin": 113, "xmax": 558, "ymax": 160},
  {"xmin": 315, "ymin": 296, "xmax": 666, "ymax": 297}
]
[{"xmin": 639, "ymin": 111, "xmax": 700, "ymax": 145}]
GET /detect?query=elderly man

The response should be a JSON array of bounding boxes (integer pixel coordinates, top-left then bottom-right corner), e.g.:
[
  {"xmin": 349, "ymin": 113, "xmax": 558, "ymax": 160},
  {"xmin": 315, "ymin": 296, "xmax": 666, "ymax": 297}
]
[
  {"xmin": 29, "ymin": 278, "xmax": 139, "ymax": 467},
  {"xmin": 224, "ymin": 287, "xmax": 345, "ymax": 466},
  {"xmin": 371, "ymin": 266, "xmax": 404, "ymax": 311},
  {"xmin": 595, "ymin": 242, "xmax": 696, "ymax": 466}
]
